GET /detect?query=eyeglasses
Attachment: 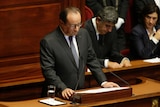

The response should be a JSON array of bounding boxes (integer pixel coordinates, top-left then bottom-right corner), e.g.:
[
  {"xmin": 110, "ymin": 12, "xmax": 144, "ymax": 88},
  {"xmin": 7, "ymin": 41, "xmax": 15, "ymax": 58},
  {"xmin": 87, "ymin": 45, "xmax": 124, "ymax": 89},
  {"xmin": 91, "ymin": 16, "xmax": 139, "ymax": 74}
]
[{"xmin": 66, "ymin": 23, "xmax": 82, "ymax": 29}]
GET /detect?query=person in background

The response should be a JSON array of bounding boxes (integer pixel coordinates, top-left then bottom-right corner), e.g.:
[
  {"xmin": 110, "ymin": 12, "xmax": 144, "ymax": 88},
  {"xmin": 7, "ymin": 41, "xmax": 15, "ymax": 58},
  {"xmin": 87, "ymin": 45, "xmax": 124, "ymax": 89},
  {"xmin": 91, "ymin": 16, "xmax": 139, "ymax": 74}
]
[
  {"xmin": 133, "ymin": 0, "xmax": 160, "ymax": 27},
  {"xmin": 40, "ymin": 7, "xmax": 119, "ymax": 100},
  {"xmin": 86, "ymin": 0, "xmax": 129, "ymax": 51},
  {"xmin": 84, "ymin": 6, "xmax": 131, "ymax": 69},
  {"xmin": 130, "ymin": 4, "xmax": 160, "ymax": 59}
]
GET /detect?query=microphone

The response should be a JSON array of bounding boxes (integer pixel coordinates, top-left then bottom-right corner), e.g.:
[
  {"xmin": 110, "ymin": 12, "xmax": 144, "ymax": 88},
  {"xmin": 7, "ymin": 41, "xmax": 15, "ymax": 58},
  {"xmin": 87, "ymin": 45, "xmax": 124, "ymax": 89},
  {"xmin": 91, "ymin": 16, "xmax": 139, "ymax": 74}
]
[{"xmin": 108, "ymin": 70, "xmax": 130, "ymax": 87}]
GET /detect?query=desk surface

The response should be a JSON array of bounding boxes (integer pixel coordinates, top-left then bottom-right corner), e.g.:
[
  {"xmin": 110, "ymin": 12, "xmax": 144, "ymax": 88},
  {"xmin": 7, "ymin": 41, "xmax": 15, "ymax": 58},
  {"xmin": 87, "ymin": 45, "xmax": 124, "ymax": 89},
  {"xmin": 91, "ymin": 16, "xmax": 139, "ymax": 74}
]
[
  {"xmin": 85, "ymin": 60, "xmax": 160, "ymax": 88},
  {"xmin": 0, "ymin": 59, "xmax": 159, "ymax": 88},
  {"xmin": 86, "ymin": 60, "xmax": 160, "ymax": 75},
  {"xmin": 0, "ymin": 77, "xmax": 160, "ymax": 107}
]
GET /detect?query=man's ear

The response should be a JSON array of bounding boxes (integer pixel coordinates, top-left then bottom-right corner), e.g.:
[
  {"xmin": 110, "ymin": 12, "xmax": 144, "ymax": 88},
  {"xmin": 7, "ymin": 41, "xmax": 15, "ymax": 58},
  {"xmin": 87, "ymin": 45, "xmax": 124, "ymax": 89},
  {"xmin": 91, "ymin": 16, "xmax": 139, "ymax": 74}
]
[
  {"xmin": 96, "ymin": 17, "xmax": 101, "ymax": 22},
  {"xmin": 59, "ymin": 19, "xmax": 66, "ymax": 27},
  {"xmin": 96, "ymin": 17, "xmax": 102, "ymax": 24}
]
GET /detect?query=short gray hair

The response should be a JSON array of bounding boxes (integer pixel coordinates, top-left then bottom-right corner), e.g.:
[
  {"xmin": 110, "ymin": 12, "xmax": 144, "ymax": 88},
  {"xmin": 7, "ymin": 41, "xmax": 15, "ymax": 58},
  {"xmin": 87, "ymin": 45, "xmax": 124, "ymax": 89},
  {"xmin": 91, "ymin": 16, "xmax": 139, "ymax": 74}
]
[{"xmin": 97, "ymin": 6, "xmax": 118, "ymax": 24}]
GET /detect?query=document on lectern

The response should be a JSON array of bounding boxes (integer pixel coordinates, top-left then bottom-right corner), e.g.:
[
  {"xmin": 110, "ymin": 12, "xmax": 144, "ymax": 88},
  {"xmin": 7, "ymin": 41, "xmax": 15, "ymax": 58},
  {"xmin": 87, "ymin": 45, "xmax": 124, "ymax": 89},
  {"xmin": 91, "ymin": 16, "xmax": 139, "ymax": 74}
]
[
  {"xmin": 39, "ymin": 98, "xmax": 66, "ymax": 106},
  {"xmin": 76, "ymin": 87, "xmax": 130, "ymax": 94}
]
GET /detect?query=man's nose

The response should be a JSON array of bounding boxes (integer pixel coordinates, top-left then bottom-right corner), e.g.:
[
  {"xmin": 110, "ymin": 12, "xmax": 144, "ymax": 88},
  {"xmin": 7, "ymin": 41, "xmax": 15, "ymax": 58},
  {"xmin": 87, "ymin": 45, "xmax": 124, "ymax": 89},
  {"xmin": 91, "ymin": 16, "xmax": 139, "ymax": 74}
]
[{"xmin": 73, "ymin": 26, "xmax": 80, "ymax": 32}]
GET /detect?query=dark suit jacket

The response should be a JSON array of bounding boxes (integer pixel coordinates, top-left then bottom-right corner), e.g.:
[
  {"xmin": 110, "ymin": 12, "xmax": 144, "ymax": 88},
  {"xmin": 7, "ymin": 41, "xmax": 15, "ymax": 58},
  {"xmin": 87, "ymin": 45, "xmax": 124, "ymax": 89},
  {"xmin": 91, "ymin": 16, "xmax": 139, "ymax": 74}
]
[
  {"xmin": 130, "ymin": 24, "xmax": 160, "ymax": 59},
  {"xmin": 133, "ymin": 0, "xmax": 160, "ymax": 26},
  {"xmin": 86, "ymin": 0, "xmax": 129, "ymax": 20},
  {"xmin": 40, "ymin": 27, "xmax": 106, "ymax": 93},
  {"xmin": 84, "ymin": 19, "xmax": 124, "ymax": 67}
]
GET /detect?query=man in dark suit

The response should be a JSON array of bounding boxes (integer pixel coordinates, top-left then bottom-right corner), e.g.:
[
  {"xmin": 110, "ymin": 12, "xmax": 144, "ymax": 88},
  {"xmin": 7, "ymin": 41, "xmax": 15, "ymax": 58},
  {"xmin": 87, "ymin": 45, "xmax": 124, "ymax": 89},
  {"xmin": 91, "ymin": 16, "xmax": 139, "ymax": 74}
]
[
  {"xmin": 133, "ymin": 0, "xmax": 160, "ymax": 26},
  {"xmin": 86, "ymin": 0, "xmax": 129, "ymax": 51},
  {"xmin": 40, "ymin": 7, "xmax": 119, "ymax": 100},
  {"xmin": 84, "ymin": 6, "xmax": 131, "ymax": 69}
]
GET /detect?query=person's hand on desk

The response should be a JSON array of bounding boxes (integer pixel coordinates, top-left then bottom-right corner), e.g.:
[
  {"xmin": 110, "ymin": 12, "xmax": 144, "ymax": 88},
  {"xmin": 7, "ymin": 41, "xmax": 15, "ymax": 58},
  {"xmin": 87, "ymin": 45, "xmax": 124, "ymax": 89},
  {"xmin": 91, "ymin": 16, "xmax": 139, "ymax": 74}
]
[
  {"xmin": 62, "ymin": 88, "xmax": 75, "ymax": 99},
  {"xmin": 108, "ymin": 61, "xmax": 123, "ymax": 69},
  {"xmin": 120, "ymin": 58, "xmax": 132, "ymax": 67},
  {"xmin": 101, "ymin": 81, "xmax": 120, "ymax": 88}
]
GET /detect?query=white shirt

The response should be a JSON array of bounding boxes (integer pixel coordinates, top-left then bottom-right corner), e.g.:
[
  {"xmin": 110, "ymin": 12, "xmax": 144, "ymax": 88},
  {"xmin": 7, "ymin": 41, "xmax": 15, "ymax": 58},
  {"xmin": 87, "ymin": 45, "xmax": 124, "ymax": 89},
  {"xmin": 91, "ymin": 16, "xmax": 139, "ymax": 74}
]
[{"xmin": 146, "ymin": 27, "xmax": 159, "ymax": 44}]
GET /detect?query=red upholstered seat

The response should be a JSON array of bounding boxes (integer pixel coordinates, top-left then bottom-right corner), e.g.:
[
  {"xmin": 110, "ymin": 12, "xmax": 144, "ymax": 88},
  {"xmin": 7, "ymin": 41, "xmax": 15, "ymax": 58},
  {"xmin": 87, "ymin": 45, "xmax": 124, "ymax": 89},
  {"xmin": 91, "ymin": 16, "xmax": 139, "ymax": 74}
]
[
  {"xmin": 124, "ymin": 0, "xmax": 134, "ymax": 33},
  {"xmin": 120, "ymin": 48, "xmax": 130, "ymax": 57},
  {"xmin": 85, "ymin": 5, "xmax": 94, "ymax": 21}
]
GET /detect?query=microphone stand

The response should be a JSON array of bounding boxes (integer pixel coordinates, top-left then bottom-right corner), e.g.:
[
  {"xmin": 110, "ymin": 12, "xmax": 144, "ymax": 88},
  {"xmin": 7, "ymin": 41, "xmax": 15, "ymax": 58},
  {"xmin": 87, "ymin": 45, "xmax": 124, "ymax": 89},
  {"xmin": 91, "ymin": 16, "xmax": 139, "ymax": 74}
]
[{"xmin": 108, "ymin": 70, "xmax": 131, "ymax": 87}]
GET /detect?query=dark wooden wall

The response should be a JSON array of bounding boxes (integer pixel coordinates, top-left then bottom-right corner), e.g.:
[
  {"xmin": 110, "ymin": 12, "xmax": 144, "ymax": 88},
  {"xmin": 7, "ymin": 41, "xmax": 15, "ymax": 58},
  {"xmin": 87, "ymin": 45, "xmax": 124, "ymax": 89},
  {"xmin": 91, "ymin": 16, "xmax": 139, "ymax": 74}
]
[{"xmin": 0, "ymin": 0, "xmax": 85, "ymax": 101}]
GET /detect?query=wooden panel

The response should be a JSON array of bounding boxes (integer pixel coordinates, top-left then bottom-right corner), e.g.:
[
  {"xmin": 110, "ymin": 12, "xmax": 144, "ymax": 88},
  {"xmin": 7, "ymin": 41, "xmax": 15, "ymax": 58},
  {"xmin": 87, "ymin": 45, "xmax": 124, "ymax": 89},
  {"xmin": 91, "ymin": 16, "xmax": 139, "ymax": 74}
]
[
  {"xmin": 90, "ymin": 98, "xmax": 155, "ymax": 107},
  {"xmin": 0, "ymin": 63, "xmax": 43, "ymax": 87},
  {"xmin": 114, "ymin": 98, "xmax": 152, "ymax": 107},
  {"xmin": 0, "ymin": 0, "xmax": 62, "ymax": 7},
  {"xmin": 0, "ymin": 82, "xmax": 43, "ymax": 101},
  {"xmin": 0, "ymin": 3, "xmax": 61, "ymax": 58},
  {"xmin": 70, "ymin": 0, "xmax": 85, "ymax": 21}
]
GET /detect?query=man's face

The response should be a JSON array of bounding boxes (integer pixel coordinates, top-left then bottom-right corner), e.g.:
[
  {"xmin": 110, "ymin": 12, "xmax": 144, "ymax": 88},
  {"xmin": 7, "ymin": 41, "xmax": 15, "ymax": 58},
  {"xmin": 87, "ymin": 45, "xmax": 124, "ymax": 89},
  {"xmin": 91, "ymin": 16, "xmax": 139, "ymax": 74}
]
[
  {"xmin": 144, "ymin": 12, "xmax": 158, "ymax": 30},
  {"xmin": 96, "ymin": 18, "xmax": 115, "ymax": 35},
  {"xmin": 61, "ymin": 12, "xmax": 82, "ymax": 36}
]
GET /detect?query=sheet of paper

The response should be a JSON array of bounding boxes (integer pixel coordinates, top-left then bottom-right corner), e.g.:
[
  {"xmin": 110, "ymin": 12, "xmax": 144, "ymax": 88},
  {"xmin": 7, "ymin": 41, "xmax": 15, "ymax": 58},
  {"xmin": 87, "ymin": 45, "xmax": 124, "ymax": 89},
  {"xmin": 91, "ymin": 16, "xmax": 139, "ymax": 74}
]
[
  {"xmin": 143, "ymin": 57, "xmax": 160, "ymax": 63},
  {"xmin": 76, "ymin": 87, "xmax": 130, "ymax": 94},
  {"xmin": 39, "ymin": 98, "xmax": 66, "ymax": 106}
]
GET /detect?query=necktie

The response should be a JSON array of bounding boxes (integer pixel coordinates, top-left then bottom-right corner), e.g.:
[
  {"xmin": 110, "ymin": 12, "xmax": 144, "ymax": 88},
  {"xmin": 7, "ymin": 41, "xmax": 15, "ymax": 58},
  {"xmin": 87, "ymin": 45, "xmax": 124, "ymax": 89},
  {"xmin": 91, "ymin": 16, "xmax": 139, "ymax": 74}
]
[
  {"xmin": 98, "ymin": 34, "xmax": 104, "ymax": 46},
  {"xmin": 69, "ymin": 36, "xmax": 79, "ymax": 68}
]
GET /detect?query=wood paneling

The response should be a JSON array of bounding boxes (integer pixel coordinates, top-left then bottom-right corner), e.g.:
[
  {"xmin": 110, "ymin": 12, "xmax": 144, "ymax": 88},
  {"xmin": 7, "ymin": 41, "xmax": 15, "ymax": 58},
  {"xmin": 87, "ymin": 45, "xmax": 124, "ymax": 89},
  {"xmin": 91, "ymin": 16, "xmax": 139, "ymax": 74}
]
[
  {"xmin": 0, "ymin": 2, "xmax": 61, "ymax": 58},
  {"xmin": 0, "ymin": 0, "xmax": 62, "ymax": 7}
]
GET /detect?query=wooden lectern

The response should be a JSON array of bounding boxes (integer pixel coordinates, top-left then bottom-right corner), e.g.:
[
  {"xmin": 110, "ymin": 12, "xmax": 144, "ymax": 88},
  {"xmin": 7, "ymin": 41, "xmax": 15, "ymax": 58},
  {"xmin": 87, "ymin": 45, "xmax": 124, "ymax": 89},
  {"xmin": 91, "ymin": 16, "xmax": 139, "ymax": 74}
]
[{"xmin": 72, "ymin": 87, "xmax": 132, "ymax": 104}]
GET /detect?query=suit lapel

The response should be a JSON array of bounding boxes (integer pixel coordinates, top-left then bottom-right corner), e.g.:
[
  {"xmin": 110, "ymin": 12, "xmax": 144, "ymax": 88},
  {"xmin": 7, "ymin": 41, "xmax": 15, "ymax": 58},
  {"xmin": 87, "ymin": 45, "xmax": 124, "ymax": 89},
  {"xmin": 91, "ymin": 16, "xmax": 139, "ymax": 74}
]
[{"xmin": 57, "ymin": 27, "xmax": 78, "ymax": 69}]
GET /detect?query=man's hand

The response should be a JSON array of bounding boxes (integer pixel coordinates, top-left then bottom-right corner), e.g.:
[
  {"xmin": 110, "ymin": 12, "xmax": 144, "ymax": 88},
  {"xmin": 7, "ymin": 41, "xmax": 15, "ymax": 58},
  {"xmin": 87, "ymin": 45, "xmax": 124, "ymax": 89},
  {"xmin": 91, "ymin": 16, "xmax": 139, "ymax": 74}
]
[
  {"xmin": 154, "ymin": 29, "xmax": 160, "ymax": 40},
  {"xmin": 120, "ymin": 59, "xmax": 131, "ymax": 67},
  {"xmin": 62, "ymin": 88, "xmax": 75, "ymax": 99},
  {"xmin": 108, "ymin": 61, "xmax": 122, "ymax": 69},
  {"xmin": 102, "ymin": 82, "xmax": 120, "ymax": 88}
]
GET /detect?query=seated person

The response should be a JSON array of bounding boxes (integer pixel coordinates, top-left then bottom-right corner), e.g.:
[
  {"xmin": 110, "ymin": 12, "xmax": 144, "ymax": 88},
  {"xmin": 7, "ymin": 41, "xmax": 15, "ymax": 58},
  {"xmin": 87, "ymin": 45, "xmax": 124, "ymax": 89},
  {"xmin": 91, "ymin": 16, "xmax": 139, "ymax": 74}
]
[
  {"xmin": 84, "ymin": 6, "xmax": 131, "ymax": 69},
  {"xmin": 86, "ymin": 0, "xmax": 129, "ymax": 51},
  {"xmin": 133, "ymin": 0, "xmax": 160, "ymax": 27},
  {"xmin": 130, "ymin": 4, "xmax": 160, "ymax": 59}
]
